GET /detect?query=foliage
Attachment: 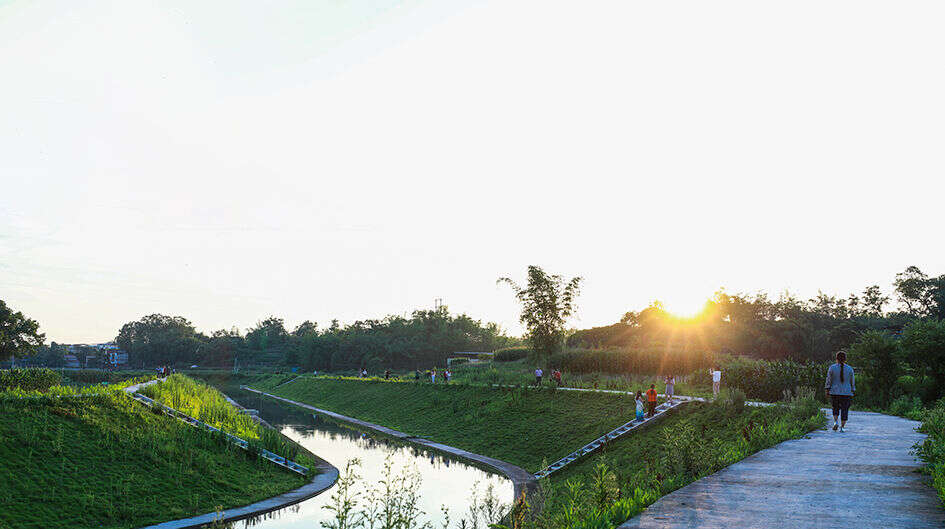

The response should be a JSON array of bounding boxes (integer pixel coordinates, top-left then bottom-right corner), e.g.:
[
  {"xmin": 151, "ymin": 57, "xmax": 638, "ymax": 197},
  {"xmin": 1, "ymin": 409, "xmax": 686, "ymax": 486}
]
[
  {"xmin": 528, "ymin": 397, "xmax": 825, "ymax": 529},
  {"xmin": 494, "ymin": 347, "xmax": 531, "ymax": 362},
  {"xmin": 262, "ymin": 376, "xmax": 640, "ymax": 471},
  {"xmin": 847, "ymin": 330, "xmax": 901, "ymax": 403},
  {"xmin": 901, "ymin": 319, "xmax": 945, "ymax": 401},
  {"xmin": 914, "ymin": 398, "xmax": 945, "ymax": 507},
  {"xmin": 114, "ymin": 307, "xmax": 516, "ymax": 370},
  {"xmin": 548, "ymin": 348, "xmax": 714, "ymax": 377},
  {"xmin": 690, "ymin": 357, "xmax": 826, "ymax": 403},
  {"xmin": 498, "ymin": 266, "xmax": 582, "ymax": 361},
  {"xmin": 0, "ymin": 299, "xmax": 45, "ymax": 361},
  {"xmin": 0, "ymin": 368, "xmax": 62, "ymax": 391},
  {"xmin": 116, "ymin": 313, "xmax": 202, "ymax": 367},
  {"xmin": 140, "ymin": 374, "xmax": 314, "ymax": 467},
  {"xmin": 0, "ymin": 391, "xmax": 309, "ymax": 529}
]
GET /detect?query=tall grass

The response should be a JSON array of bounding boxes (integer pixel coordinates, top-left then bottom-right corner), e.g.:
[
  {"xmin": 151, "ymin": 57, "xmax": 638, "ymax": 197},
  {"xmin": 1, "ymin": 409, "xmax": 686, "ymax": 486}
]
[
  {"xmin": 141, "ymin": 374, "xmax": 308, "ymax": 464},
  {"xmin": 0, "ymin": 368, "xmax": 62, "ymax": 391}
]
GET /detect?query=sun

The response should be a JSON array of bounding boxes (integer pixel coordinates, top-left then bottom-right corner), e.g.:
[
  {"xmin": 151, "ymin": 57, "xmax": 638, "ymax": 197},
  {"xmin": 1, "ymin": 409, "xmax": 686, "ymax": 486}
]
[{"xmin": 664, "ymin": 298, "xmax": 710, "ymax": 320}]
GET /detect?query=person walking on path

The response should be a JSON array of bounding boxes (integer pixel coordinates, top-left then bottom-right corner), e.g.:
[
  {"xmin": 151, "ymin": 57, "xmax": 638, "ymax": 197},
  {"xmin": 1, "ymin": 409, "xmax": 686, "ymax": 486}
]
[
  {"xmin": 445, "ymin": 369, "xmax": 451, "ymax": 383},
  {"xmin": 825, "ymin": 351, "xmax": 855, "ymax": 432},
  {"xmin": 535, "ymin": 367, "xmax": 543, "ymax": 386},
  {"xmin": 431, "ymin": 368, "xmax": 436, "ymax": 384},
  {"xmin": 553, "ymin": 369, "xmax": 562, "ymax": 387},
  {"xmin": 635, "ymin": 390, "xmax": 646, "ymax": 421},
  {"xmin": 664, "ymin": 375, "xmax": 675, "ymax": 401},
  {"xmin": 711, "ymin": 367, "xmax": 722, "ymax": 398},
  {"xmin": 645, "ymin": 384, "xmax": 658, "ymax": 417}
]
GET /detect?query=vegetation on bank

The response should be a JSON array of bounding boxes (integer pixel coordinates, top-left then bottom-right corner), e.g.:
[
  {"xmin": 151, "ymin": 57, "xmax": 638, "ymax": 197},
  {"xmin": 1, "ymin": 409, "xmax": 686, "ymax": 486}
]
[
  {"xmin": 914, "ymin": 399, "xmax": 945, "ymax": 507},
  {"xmin": 140, "ymin": 374, "xmax": 317, "ymax": 467},
  {"xmin": 518, "ymin": 390, "xmax": 825, "ymax": 529},
  {"xmin": 255, "ymin": 376, "xmax": 643, "ymax": 472},
  {"xmin": 0, "ymin": 390, "xmax": 311, "ymax": 529}
]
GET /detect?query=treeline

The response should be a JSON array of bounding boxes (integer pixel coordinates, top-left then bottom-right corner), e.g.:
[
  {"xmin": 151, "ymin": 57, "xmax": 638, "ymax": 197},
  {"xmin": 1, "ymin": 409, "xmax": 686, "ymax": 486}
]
[
  {"xmin": 568, "ymin": 265, "xmax": 944, "ymax": 364},
  {"xmin": 114, "ymin": 307, "xmax": 518, "ymax": 370}
]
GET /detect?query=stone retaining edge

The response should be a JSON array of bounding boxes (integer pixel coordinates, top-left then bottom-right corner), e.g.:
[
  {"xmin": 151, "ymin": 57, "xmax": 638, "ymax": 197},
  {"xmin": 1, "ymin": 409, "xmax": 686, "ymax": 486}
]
[{"xmin": 241, "ymin": 385, "xmax": 539, "ymax": 501}]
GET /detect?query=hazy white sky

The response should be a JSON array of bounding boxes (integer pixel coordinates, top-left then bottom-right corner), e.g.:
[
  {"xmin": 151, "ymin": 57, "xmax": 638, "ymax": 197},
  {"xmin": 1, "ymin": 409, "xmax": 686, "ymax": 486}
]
[{"xmin": 2, "ymin": 0, "xmax": 943, "ymax": 343}]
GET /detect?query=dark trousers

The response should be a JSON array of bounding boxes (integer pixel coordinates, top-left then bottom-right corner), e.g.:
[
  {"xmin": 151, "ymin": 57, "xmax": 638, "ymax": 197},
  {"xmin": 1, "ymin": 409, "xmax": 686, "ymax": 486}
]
[
  {"xmin": 647, "ymin": 401, "xmax": 656, "ymax": 417},
  {"xmin": 830, "ymin": 394, "xmax": 852, "ymax": 421}
]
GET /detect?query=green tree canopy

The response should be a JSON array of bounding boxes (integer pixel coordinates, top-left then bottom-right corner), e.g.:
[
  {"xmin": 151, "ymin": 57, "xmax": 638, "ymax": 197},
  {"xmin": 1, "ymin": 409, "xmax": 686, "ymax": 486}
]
[
  {"xmin": 498, "ymin": 266, "xmax": 582, "ymax": 361},
  {"xmin": 0, "ymin": 299, "xmax": 45, "ymax": 361}
]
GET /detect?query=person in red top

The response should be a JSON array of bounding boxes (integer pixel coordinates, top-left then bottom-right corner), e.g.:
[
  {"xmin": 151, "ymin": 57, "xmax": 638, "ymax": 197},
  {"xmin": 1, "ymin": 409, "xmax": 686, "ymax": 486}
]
[{"xmin": 645, "ymin": 384, "xmax": 658, "ymax": 417}]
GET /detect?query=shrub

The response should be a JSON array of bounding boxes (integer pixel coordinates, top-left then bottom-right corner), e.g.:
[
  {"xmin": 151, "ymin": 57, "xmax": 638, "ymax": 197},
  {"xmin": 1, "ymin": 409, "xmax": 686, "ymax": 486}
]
[
  {"xmin": 546, "ymin": 348, "xmax": 715, "ymax": 376},
  {"xmin": 712, "ymin": 358, "xmax": 826, "ymax": 403},
  {"xmin": 0, "ymin": 368, "xmax": 62, "ymax": 392},
  {"xmin": 889, "ymin": 395, "xmax": 924, "ymax": 420},
  {"xmin": 495, "ymin": 347, "xmax": 531, "ymax": 362},
  {"xmin": 914, "ymin": 398, "xmax": 945, "ymax": 506}
]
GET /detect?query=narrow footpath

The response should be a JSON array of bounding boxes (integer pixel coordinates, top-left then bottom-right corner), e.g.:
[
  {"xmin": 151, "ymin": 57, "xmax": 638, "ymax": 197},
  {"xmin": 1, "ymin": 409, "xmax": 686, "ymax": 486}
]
[{"xmin": 619, "ymin": 411, "xmax": 945, "ymax": 529}]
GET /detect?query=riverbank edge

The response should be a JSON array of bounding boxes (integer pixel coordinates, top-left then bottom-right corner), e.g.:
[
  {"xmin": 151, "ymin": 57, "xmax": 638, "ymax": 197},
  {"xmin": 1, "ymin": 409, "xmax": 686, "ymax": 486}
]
[
  {"xmin": 242, "ymin": 385, "xmax": 539, "ymax": 501},
  {"xmin": 135, "ymin": 386, "xmax": 340, "ymax": 529}
]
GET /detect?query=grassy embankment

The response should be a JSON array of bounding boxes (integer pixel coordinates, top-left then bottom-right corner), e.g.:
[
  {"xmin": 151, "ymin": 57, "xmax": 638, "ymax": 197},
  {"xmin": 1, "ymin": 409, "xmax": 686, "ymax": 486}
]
[
  {"xmin": 251, "ymin": 375, "xmax": 644, "ymax": 472},
  {"xmin": 141, "ymin": 374, "xmax": 319, "ymax": 466},
  {"xmin": 249, "ymin": 375, "xmax": 824, "ymax": 529},
  {"xmin": 0, "ymin": 374, "xmax": 313, "ymax": 529},
  {"xmin": 530, "ymin": 390, "xmax": 826, "ymax": 528}
]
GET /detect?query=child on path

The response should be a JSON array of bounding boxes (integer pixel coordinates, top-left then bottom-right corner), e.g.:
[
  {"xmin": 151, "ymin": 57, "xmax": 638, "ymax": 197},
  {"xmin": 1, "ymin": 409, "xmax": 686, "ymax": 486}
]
[
  {"xmin": 635, "ymin": 390, "xmax": 646, "ymax": 421},
  {"xmin": 646, "ymin": 384, "xmax": 658, "ymax": 417},
  {"xmin": 664, "ymin": 375, "xmax": 675, "ymax": 401}
]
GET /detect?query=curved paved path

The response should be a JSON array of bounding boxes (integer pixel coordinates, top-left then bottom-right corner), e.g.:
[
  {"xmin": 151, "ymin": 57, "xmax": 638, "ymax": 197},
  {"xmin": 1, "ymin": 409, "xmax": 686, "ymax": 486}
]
[{"xmin": 619, "ymin": 411, "xmax": 944, "ymax": 529}]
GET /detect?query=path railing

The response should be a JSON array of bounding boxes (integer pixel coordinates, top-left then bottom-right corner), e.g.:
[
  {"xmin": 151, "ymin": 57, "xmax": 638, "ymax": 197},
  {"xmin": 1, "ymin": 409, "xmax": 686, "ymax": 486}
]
[{"xmin": 533, "ymin": 399, "xmax": 686, "ymax": 479}]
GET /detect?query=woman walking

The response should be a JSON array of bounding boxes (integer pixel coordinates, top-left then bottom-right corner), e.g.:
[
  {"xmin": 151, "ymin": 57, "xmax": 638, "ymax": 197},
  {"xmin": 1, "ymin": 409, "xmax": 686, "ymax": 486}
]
[{"xmin": 825, "ymin": 351, "xmax": 855, "ymax": 432}]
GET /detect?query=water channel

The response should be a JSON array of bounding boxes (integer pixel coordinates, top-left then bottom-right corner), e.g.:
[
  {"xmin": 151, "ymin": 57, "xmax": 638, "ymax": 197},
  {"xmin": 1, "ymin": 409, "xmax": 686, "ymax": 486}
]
[{"xmin": 222, "ymin": 386, "xmax": 515, "ymax": 529}]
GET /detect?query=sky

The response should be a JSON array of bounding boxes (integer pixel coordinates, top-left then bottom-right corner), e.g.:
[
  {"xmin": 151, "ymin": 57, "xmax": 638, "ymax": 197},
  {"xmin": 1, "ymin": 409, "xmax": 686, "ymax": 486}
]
[{"xmin": 1, "ymin": 0, "xmax": 943, "ymax": 344}]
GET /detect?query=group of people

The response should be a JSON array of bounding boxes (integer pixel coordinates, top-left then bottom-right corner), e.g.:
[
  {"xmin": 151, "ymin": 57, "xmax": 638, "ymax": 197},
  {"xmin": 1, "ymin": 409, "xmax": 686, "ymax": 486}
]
[
  {"xmin": 534, "ymin": 367, "xmax": 563, "ymax": 386},
  {"xmin": 412, "ymin": 368, "xmax": 452, "ymax": 383}
]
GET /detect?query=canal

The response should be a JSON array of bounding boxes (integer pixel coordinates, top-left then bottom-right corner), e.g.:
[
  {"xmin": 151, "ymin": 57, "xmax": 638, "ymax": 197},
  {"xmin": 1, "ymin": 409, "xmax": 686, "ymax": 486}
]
[{"xmin": 224, "ymin": 386, "xmax": 515, "ymax": 529}]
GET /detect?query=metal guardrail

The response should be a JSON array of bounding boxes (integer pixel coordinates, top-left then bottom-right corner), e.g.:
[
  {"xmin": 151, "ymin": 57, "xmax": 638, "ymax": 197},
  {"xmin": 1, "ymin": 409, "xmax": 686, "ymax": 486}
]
[
  {"xmin": 533, "ymin": 399, "xmax": 685, "ymax": 479},
  {"xmin": 128, "ymin": 392, "xmax": 310, "ymax": 476}
]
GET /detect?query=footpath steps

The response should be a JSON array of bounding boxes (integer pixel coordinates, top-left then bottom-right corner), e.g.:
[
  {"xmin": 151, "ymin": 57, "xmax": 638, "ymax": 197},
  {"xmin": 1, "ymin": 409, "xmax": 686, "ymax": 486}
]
[{"xmin": 534, "ymin": 399, "xmax": 686, "ymax": 479}]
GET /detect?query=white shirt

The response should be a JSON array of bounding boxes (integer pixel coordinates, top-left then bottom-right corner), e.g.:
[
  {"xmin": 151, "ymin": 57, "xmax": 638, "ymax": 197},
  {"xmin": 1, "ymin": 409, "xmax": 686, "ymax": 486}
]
[{"xmin": 712, "ymin": 370, "xmax": 722, "ymax": 382}]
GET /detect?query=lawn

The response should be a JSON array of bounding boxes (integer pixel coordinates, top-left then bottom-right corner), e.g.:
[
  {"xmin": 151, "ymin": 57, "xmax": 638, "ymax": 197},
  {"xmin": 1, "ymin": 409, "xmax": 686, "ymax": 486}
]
[
  {"xmin": 255, "ymin": 376, "xmax": 643, "ymax": 472},
  {"xmin": 0, "ymin": 389, "xmax": 311, "ymax": 529}
]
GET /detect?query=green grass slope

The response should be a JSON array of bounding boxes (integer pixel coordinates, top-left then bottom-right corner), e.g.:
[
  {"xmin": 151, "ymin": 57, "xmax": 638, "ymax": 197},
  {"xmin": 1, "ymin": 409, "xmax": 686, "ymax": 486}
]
[
  {"xmin": 259, "ymin": 376, "xmax": 641, "ymax": 471},
  {"xmin": 0, "ymin": 393, "xmax": 308, "ymax": 529}
]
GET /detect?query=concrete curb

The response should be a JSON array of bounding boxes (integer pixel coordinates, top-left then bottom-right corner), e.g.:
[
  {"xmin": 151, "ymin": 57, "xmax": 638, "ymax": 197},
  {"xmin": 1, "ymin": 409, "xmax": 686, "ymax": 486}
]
[
  {"xmin": 139, "ymin": 465, "xmax": 339, "ymax": 529},
  {"xmin": 241, "ymin": 385, "xmax": 539, "ymax": 501}
]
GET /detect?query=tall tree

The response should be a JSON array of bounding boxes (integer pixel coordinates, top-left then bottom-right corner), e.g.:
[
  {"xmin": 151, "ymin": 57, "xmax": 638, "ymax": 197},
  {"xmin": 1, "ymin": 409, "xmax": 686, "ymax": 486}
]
[
  {"xmin": 894, "ymin": 266, "xmax": 934, "ymax": 316},
  {"xmin": 861, "ymin": 285, "xmax": 889, "ymax": 317},
  {"xmin": 498, "ymin": 266, "xmax": 582, "ymax": 361},
  {"xmin": 0, "ymin": 300, "xmax": 45, "ymax": 361},
  {"xmin": 115, "ymin": 314, "xmax": 199, "ymax": 366}
]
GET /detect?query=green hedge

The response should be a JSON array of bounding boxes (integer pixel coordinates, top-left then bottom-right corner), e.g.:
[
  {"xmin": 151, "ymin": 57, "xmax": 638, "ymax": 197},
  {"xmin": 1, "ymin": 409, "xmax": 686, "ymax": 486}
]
[
  {"xmin": 0, "ymin": 368, "xmax": 62, "ymax": 392},
  {"xmin": 494, "ymin": 346, "xmax": 531, "ymax": 362},
  {"xmin": 691, "ymin": 358, "xmax": 826, "ymax": 402},
  {"xmin": 548, "ymin": 348, "xmax": 715, "ymax": 376}
]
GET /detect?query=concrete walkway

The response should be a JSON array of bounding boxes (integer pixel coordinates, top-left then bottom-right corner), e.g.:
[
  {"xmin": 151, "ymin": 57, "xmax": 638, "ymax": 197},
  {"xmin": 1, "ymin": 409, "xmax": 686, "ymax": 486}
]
[{"xmin": 619, "ymin": 411, "xmax": 945, "ymax": 529}]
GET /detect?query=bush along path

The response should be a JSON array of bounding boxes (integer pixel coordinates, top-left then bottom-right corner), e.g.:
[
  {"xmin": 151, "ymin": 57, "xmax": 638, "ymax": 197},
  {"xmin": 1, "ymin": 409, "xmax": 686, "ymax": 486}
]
[{"xmin": 618, "ymin": 410, "xmax": 945, "ymax": 529}]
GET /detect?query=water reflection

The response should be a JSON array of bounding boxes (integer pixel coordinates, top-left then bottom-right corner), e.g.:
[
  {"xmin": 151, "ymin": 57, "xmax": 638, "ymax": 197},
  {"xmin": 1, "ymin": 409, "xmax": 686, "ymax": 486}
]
[{"xmin": 227, "ymin": 389, "xmax": 514, "ymax": 529}]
